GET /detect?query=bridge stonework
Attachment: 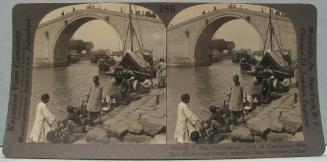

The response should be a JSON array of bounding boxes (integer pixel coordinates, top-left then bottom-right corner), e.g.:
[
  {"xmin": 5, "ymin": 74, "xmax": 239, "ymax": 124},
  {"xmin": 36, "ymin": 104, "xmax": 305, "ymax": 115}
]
[
  {"xmin": 167, "ymin": 8, "xmax": 297, "ymax": 66},
  {"xmin": 33, "ymin": 8, "xmax": 166, "ymax": 67}
]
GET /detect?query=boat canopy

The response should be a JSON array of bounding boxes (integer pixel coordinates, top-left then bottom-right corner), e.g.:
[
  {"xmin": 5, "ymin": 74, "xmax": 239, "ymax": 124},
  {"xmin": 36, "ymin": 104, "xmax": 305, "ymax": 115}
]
[
  {"xmin": 120, "ymin": 50, "xmax": 150, "ymax": 71},
  {"xmin": 261, "ymin": 50, "xmax": 291, "ymax": 72}
]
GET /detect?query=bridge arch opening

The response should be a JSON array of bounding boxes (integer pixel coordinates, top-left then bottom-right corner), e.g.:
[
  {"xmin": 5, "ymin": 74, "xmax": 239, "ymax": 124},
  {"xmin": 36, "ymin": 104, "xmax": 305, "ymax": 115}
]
[
  {"xmin": 53, "ymin": 16, "xmax": 124, "ymax": 66},
  {"xmin": 194, "ymin": 15, "xmax": 263, "ymax": 66},
  {"xmin": 212, "ymin": 19, "xmax": 263, "ymax": 51}
]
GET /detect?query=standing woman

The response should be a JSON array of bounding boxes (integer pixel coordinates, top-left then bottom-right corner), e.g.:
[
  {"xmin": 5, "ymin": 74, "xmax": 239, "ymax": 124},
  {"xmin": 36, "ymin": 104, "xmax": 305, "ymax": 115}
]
[{"xmin": 174, "ymin": 94, "xmax": 200, "ymax": 144}]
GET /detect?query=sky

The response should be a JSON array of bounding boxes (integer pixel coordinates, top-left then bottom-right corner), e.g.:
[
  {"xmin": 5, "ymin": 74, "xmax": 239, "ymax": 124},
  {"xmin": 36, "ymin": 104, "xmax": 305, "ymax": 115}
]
[
  {"xmin": 40, "ymin": 3, "xmax": 279, "ymax": 51},
  {"xmin": 71, "ymin": 20, "xmax": 123, "ymax": 51},
  {"xmin": 213, "ymin": 19, "xmax": 262, "ymax": 50}
]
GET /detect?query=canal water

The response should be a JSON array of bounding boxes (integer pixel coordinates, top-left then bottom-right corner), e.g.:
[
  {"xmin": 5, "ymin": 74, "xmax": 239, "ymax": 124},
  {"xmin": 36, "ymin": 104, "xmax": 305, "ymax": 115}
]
[{"xmin": 167, "ymin": 59, "xmax": 254, "ymax": 143}]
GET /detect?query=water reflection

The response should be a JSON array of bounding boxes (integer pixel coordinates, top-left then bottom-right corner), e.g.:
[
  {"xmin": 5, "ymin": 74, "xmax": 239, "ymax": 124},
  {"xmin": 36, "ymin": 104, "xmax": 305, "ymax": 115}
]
[{"xmin": 193, "ymin": 66, "xmax": 219, "ymax": 118}]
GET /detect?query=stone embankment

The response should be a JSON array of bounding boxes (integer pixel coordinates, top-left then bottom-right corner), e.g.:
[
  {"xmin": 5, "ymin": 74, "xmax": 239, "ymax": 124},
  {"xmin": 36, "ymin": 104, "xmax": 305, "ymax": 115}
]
[
  {"xmin": 74, "ymin": 88, "xmax": 166, "ymax": 144},
  {"xmin": 230, "ymin": 88, "xmax": 304, "ymax": 143}
]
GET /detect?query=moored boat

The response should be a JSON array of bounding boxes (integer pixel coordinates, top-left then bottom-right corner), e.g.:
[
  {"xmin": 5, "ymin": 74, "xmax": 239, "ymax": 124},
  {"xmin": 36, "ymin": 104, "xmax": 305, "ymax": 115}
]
[{"xmin": 106, "ymin": 4, "xmax": 156, "ymax": 84}]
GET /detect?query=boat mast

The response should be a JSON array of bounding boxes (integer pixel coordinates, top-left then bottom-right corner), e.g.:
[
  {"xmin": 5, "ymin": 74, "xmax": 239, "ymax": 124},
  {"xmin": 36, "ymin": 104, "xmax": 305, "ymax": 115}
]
[
  {"xmin": 122, "ymin": 4, "xmax": 144, "ymax": 54},
  {"xmin": 263, "ymin": 7, "xmax": 279, "ymax": 55},
  {"xmin": 129, "ymin": 4, "xmax": 134, "ymax": 51},
  {"xmin": 269, "ymin": 7, "xmax": 273, "ymax": 51}
]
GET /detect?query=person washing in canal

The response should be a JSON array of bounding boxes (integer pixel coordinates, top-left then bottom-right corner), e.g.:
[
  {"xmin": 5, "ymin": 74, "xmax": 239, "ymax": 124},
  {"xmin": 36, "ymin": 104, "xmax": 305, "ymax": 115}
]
[
  {"xmin": 174, "ymin": 93, "xmax": 201, "ymax": 144},
  {"xmin": 86, "ymin": 75, "xmax": 103, "ymax": 126},
  {"xmin": 30, "ymin": 94, "xmax": 59, "ymax": 143},
  {"xmin": 228, "ymin": 75, "xmax": 245, "ymax": 126},
  {"xmin": 203, "ymin": 106, "xmax": 229, "ymax": 134},
  {"xmin": 62, "ymin": 105, "xmax": 81, "ymax": 128}
]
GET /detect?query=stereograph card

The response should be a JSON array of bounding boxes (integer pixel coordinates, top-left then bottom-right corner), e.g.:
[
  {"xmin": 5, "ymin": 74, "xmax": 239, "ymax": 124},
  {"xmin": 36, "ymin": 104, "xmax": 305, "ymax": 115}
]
[{"xmin": 2, "ymin": 1, "xmax": 325, "ymax": 159}]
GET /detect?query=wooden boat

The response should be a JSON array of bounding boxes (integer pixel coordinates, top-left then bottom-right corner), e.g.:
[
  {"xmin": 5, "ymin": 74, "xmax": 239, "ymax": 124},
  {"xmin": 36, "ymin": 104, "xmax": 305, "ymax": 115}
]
[
  {"xmin": 107, "ymin": 4, "xmax": 155, "ymax": 83},
  {"xmin": 107, "ymin": 50, "xmax": 153, "ymax": 83},
  {"xmin": 253, "ymin": 8, "xmax": 292, "ymax": 81}
]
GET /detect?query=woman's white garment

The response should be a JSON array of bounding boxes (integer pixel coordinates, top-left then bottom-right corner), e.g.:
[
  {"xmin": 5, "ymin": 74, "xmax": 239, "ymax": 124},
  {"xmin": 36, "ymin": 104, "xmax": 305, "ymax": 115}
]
[
  {"xmin": 174, "ymin": 102, "xmax": 200, "ymax": 144},
  {"xmin": 30, "ymin": 102, "xmax": 56, "ymax": 143}
]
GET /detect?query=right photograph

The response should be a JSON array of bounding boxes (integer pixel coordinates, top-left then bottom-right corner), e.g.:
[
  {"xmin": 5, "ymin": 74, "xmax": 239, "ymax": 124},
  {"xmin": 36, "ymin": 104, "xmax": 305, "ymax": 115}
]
[{"xmin": 167, "ymin": 4, "xmax": 302, "ymax": 144}]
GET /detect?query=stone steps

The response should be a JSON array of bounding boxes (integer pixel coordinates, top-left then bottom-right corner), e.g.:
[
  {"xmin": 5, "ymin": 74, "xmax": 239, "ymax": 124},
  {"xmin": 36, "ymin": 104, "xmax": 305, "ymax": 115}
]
[
  {"xmin": 231, "ymin": 88, "xmax": 304, "ymax": 143},
  {"xmin": 102, "ymin": 88, "xmax": 166, "ymax": 143}
]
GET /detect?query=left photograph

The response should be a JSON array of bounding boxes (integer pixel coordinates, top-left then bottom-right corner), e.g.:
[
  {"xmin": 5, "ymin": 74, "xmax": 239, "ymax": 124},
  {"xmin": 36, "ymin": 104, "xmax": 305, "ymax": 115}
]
[{"xmin": 27, "ymin": 3, "xmax": 167, "ymax": 144}]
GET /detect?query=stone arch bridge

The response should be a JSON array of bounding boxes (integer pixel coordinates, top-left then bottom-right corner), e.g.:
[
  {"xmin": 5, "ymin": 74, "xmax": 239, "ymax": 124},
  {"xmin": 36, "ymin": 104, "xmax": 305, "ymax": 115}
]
[
  {"xmin": 33, "ymin": 8, "xmax": 166, "ymax": 67},
  {"xmin": 34, "ymin": 7, "xmax": 297, "ymax": 67},
  {"xmin": 167, "ymin": 8, "xmax": 297, "ymax": 66}
]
